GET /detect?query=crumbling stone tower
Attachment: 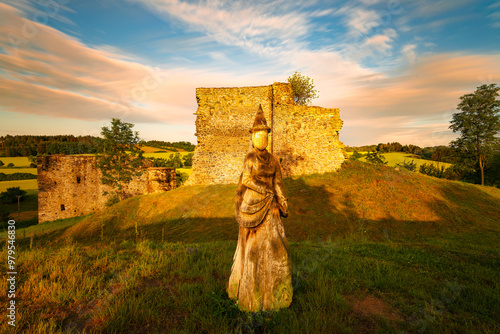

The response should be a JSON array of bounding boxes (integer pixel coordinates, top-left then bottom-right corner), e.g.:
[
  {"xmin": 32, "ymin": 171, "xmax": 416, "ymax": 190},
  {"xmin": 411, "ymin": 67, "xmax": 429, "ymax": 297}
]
[
  {"xmin": 37, "ymin": 155, "xmax": 176, "ymax": 223},
  {"xmin": 187, "ymin": 82, "xmax": 345, "ymax": 185}
]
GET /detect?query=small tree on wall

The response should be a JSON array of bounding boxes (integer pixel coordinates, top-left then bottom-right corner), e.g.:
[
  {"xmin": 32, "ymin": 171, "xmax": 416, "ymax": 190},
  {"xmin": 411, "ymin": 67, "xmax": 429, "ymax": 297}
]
[
  {"xmin": 96, "ymin": 118, "xmax": 144, "ymax": 202},
  {"xmin": 287, "ymin": 71, "xmax": 319, "ymax": 105}
]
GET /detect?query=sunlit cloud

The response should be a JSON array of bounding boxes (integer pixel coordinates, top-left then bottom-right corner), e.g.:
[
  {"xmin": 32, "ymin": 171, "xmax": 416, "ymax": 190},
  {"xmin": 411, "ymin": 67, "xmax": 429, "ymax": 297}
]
[
  {"xmin": 0, "ymin": 3, "xmax": 169, "ymax": 124},
  {"xmin": 1, "ymin": 0, "xmax": 499, "ymax": 147}
]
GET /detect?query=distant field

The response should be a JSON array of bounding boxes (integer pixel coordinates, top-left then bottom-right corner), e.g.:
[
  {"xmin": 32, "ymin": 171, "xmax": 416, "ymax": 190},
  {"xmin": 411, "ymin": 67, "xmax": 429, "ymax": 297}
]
[
  {"xmin": 0, "ymin": 156, "xmax": 31, "ymax": 167},
  {"xmin": 177, "ymin": 167, "xmax": 193, "ymax": 176},
  {"xmin": 0, "ymin": 167, "xmax": 37, "ymax": 175},
  {"xmin": 143, "ymin": 152, "xmax": 192, "ymax": 159},
  {"xmin": 140, "ymin": 145, "xmax": 187, "ymax": 153},
  {"xmin": 0, "ymin": 179, "xmax": 38, "ymax": 192},
  {"xmin": 348, "ymin": 152, "xmax": 453, "ymax": 169}
]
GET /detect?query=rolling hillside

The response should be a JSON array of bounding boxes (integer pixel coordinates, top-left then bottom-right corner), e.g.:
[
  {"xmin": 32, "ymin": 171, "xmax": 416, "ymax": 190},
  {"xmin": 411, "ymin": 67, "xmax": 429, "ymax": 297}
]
[{"xmin": 31, "ymin": 160, "xmax": 499, "ymax": 245}]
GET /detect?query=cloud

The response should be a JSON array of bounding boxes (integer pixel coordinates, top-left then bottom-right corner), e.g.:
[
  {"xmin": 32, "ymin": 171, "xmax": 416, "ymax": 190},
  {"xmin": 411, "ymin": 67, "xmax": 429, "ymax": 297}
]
[
  {"xmin": 402, "ymin": 44, "xmax": 417, "ymax": 64},
  {"xmin": 488, "ymin": 11, "xmax": 500, "ymax": 28},
  {"xmin": 363, "ymin": 28, "xmax": 397, "ymax": 55},
  {"xmin": 410, "ymin": 0, "xmax": 475, "ymax": 17},
  {"xmin": 321, "ymin": 52, "xmax": 500, "ymax": 146},
  {"xmin": 129, "ymin": 0, "xmax": 312, "ymax": 57},
  {"xmin": 0, "ymin": 3, "xmax": 179, "ymax": 125}
]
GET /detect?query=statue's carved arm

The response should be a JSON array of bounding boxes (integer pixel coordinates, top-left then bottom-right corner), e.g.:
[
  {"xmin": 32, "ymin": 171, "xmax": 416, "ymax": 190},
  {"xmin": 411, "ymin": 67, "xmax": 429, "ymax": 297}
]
[
  {"xmin": 242, "ymin": 159, "xmax": 273, "ymax": 195},
  {"xmin": 274, "ymin": 163, "xmax": 288, "ymax": 218}
]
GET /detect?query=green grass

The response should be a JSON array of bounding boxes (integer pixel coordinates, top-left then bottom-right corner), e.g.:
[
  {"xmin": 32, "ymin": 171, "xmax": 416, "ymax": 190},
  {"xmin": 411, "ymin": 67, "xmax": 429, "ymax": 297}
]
[
  {"xmin": 1, "ymin": 161, "xmax": 499, "ymax": 333},
  {"xmin": 1, "ymin": 233, "xmax": 498, "ymax": 333}
]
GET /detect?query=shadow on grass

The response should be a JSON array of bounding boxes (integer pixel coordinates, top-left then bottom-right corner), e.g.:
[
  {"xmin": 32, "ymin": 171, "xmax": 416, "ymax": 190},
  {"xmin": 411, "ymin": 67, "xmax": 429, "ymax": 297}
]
[{"xmin": 39, "ymin": 163, "xmax": 500, "ymax": 247}]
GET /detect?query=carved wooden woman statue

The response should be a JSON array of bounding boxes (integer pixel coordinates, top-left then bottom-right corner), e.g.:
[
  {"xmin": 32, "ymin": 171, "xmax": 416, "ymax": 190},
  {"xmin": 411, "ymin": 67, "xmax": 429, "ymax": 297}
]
[{"xmin": 228, "ymin": 105, "xmax": 292, "ymax": 312}]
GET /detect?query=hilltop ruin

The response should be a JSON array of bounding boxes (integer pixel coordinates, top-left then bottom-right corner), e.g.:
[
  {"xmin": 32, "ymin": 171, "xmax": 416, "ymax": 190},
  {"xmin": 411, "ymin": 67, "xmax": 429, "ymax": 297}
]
[{"xmin": 186, "ymin": 82, "xmax": 345, "ymax": 185}]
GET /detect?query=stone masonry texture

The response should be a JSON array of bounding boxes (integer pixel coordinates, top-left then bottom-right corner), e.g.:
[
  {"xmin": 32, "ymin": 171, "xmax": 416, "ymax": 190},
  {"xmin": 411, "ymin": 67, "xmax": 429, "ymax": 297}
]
[
  {"xmin": 37, "ymin": 155, "xmax": 176, "ymax": 223},
  {"xmin": 186, "ymin": 82, "xmax": 345, "ymax": 186}
]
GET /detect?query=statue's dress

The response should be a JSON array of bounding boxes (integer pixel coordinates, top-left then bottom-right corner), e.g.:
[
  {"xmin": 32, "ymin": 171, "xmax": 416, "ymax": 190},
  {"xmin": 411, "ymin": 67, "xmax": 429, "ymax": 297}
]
[{"xmin": 228, "ymin": 148, "xmax": 292, "ymax": 311}]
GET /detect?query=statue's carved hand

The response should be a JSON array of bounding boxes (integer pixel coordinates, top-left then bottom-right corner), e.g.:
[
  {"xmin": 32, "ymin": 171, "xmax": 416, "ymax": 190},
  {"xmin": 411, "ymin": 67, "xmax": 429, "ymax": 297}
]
[{"xmin": 279, "ymin": 200, "xmax": 288, "ymax": 218}]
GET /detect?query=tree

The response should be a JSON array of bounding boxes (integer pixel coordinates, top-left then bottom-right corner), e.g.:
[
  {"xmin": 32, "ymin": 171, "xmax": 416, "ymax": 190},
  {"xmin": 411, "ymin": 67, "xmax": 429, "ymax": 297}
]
[
  {"xmin": 95, "ymin": 118, "xmax": 145, "ymax": 201},
  {"xmin": 0, "ymin": 160, "xmax": 4, "ymax": 167},
  {"xmin": 287, "ymin": 71, "xmax": 319, "ymax": 105},
  {"xmin": 7, "ymin": 163, "xmax": 14, "ymax": 168},
  {"xmin": 182, "ymin": 153, "xmax": 194, "ymax": 167},
  {"xmin": 169, "ymin": 153, "xmax": 183, "ymax": 168},
  {"xmin": 0, "ymin": 187, "xmax": 27, "ymax": 204},
  {"xmin": 449, "ymin": 84, "xmax": 500, "ymax": 186},
  {"xmin": 28, "ymin": 155, "xmax": 37, "ymax": 168}
]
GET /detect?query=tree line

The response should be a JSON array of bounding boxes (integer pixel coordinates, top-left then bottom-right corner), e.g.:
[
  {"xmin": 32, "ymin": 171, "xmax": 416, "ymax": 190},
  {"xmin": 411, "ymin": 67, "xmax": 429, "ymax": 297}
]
[
  {"xmin": 0, "ymin": 135, "xmax": 101, "ymax": 157},
  {"xmin": 0, "ymin": 135, "xmax": 196, "ymax": 157},
  {"xmin": 345, "ymin": 143, "xmax": 456, "ymax": 162},
  {"xmin": 143, "ymin": 140, "xmax": 195, "ymax": 152},
  {"xmin": 348, "ymin": 84, "xmax": 500, "ymax": 187}
]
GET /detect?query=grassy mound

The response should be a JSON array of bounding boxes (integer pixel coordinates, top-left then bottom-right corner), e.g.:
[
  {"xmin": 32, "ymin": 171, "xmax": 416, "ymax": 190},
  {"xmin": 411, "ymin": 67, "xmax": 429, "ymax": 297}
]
[{"xmin": 48, "ymin": 160, "xmax": 500, "ymax": 245}]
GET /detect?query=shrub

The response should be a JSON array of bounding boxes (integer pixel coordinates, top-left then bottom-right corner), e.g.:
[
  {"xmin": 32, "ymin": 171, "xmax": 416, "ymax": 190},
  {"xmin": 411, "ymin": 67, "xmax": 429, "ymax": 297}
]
[
  {"xmin": 365, "ymin": 152, "xmax": 388, "ymax": 165},
  {"xmin": 349, "ymin": 150, "xmax": 363, "ymax": 161},
  {"xmin": 7, "ymin": 163, "xmax": 14, "ymax": 168},
  {"xmin": 396, "ymin": 159, "xmax": 418, "ymax": 172},
  {"xmin": 105, "ymin": 193, "xmax": 120, "ymax": 207},
  {"xmin": 419, "ymin": 163, "xmax": 446, "ymax": 178},
  {"xmin": 0, "ymin": 187, "xmax": 27, "ymax": 204},
  {"xmin": 0, "ymin": 173, "xmax": 37, "ymax": 181},
  {"xmin": 176, "ymin": 171, "xmax": 189, "ymax": 186}
]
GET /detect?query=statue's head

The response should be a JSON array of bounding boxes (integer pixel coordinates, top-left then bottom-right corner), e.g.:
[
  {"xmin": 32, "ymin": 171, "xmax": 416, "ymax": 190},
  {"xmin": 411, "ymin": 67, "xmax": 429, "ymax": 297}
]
[
  {"xmin": 250, "ymin": 105, "xmax": 271, "ymax": 151},
  {"xmin": 252, "ymin": 130, "xmax": 268, "ymax": 150}
]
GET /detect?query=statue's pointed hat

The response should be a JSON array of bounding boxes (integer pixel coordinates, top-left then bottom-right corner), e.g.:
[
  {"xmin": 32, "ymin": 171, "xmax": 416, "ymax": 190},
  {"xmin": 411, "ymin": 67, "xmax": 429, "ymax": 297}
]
[{"xmin": 250, "ymin": 105, "xmax": 271, "ymax": 133}]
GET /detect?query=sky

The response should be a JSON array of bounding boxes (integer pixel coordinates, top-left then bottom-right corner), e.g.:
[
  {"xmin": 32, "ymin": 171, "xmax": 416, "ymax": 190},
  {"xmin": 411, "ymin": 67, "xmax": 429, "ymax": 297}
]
[{"xmin": 1, "ymin": 0, "xmax": 500, "ymax": 147}]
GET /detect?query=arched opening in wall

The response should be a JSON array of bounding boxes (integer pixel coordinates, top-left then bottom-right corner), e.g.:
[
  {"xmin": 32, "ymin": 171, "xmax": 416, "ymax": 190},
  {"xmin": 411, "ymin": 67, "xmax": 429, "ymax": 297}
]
[
  {"xmin": 61, "ymin": 204, "xmax": 65, "ymax": 211},
  {"xmin": 77, "ymin": 176, "xmax": 81, "ymax": 183}
]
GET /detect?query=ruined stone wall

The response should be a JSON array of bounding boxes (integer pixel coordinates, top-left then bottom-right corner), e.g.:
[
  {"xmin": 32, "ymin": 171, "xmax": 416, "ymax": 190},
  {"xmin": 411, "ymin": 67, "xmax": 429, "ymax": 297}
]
[
  {"xmin": 273, "ymin": 104, "xmax": 344, "ymax": 177},
  {"xmin": 37, "ymin": 155, "xmax": 176, "ymax": 223},
  {"xmin": 187, "ymin": 82, "xmax": 345, "ymax": 185},
  {"xmin": 186, "ymin": 85, "xmax": 277, "ymax": 185}
]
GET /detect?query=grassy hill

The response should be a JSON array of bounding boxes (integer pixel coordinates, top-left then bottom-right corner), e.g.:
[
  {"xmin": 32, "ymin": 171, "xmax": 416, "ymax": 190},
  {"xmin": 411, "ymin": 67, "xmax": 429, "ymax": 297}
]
[
  {"xmin": 1, "ymin": 161, "xmax": 499, "ymax": 333},
  {"xmin": 39, "ymin": 160, "xmax": 498, "ymax": 244}
]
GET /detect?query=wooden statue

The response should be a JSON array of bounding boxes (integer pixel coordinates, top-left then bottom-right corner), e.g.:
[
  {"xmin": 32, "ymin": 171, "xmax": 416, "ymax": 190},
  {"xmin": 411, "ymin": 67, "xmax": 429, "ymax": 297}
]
[{"xmin": 228, "ymin": 105, "xmax": 292, "ymax": 312}]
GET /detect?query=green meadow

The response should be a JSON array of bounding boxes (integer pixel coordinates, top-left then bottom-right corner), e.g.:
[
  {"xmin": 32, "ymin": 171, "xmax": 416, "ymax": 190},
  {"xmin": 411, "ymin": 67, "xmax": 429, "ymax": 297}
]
[
  {"xmin": 347, "ymin": 151, "xmax": 453, "ymax": 169},
  {"xmin": 1, "ymin": 161, "xmax": 499, "ymax": 333}
]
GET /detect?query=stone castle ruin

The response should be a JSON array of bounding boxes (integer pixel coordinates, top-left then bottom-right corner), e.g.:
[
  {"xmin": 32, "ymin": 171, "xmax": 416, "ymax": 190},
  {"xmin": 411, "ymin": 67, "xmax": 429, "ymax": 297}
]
[
  {"xmin": 36, "ymin": 82, "xmax": 344, "ymax": 223},
  {"xmin": 187, "ymin": 82, "xmax": 345, "ymax": 185},
  {"xmin": 37, "ymin": 155, "xmax": 176, "ymax": 223}
]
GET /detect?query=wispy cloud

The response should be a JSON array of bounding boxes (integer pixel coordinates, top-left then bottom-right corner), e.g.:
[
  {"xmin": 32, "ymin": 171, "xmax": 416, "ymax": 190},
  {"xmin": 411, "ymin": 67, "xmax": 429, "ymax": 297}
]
[
  {"xmin": 488, "ymin": 11, "xmax": 500, "ymax": 28},
  {"xmin": 410, "ymin": 0, "xmax": 475, "ymax": 17},
  {"xmin": 128, "ymin": 0, "xmax": 312, "ymax": 57},
  {"xmin": 0, "ymin": 3, "xmax": 167, "ymax": 124},
  {"xmin": 402, "ymin": 44, "xmax": 417, "ymax": 64},
  {"xmin": 328, "ymin": 52, "xmax": 500, "ymax": 145}
]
